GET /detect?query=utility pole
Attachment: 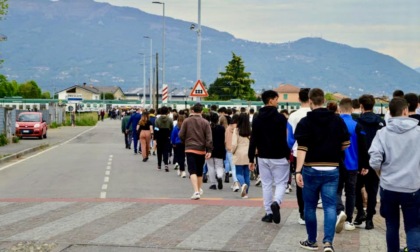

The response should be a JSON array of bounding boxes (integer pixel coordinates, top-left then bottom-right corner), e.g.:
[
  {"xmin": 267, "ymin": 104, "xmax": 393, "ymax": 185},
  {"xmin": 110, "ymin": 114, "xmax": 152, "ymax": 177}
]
[{"xmin": 155, "ymin": 53, "xmax": 159, "ymax": 111}]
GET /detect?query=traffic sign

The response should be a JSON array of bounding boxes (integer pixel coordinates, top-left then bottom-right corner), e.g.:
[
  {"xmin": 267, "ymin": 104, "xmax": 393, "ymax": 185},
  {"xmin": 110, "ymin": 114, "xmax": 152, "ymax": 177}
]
[{"xmin": 189, "ymin": 80, "xmax": 208, "ymax": 97}]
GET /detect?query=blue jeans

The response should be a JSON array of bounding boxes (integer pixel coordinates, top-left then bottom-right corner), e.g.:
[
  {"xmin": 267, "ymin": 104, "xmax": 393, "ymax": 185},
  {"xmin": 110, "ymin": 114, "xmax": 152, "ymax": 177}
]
[
  {"xmin": 225, "ymin": 152, "xmax": 238, "ymax": 182},
  {"xmin": 380, "ymin": 187, "xmax": 420, "ymax": 252},
  {"xmin": 236, "ymin": 165, "xmax": 250, "ymax": 193},
  {"xmin": 302, "ymin": 166, "xmax": 339, "ymax": 244}
]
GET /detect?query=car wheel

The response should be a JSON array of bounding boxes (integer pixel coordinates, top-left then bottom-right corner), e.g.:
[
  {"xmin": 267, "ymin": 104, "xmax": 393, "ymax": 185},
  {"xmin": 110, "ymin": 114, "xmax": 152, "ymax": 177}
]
[{"xmin": 38, "ymin": 134, "xmax": 43, "ymax": 139}]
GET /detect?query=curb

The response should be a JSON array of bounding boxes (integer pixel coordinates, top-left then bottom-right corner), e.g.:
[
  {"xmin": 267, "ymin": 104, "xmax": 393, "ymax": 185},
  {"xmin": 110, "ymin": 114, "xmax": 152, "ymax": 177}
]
[{"xmin": 0, "ymin": 143, "xmax": 50, "ymax": 165}]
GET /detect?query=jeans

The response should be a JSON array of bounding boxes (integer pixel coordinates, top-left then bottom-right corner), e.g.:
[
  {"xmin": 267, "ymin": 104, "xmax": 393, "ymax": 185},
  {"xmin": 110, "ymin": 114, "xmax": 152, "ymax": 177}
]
[
  {"xmin": 236, "ymin": 165, "xmax": 250, "ymax": 193},
  {"xmin": 302, "ymin": 166, "xmax": 339, "ymax": 244},
  {"xmin": 258, "ymin": 158, "xmax": 290, "ymax": 214},
  {"xmin": 124, "ymin": 130, "xmax": 132, "ymax": 148},
  {"xmin": 132, "ymin": 129, "xmax": 139, "ymax": 153},
  {"xmin": 356, "ymin": 168, "xmax": 379, "ymax": 219},
  {"xmin": 225, "ymin": 152, "xmax": 238, "ymax": 182},
  {"xmin": 380, "ymin": 187, "xmax": 420, "ymax": 252},
  {"xmin": 336, "ymin": 170, "xmax": 358, "ymax": 222}
]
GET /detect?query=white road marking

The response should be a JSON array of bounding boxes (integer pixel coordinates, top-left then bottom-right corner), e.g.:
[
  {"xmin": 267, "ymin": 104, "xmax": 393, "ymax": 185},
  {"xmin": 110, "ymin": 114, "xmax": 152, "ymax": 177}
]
[
  {"xmin": 100, "ymin": 192, "xmax": 107, "ymax": 199},
  {"xmin": 105, "ymin": 171, "xmax": 110, "ymax": 176},
  {"xmin": 101, "ymin": 184, "xmax": 108, "ymax": 190},
  {"xmin": 104, "ymin": 177, "xmax": 109, "ymax": 183}
]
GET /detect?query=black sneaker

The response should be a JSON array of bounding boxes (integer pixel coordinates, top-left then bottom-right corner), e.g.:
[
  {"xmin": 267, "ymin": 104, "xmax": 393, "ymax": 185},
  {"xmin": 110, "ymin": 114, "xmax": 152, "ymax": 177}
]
[
  {"xmin": 224, "ymin": 173, "xmax": 230, "ymax": 183},
  {"xmin": 209, "ymin": 184, "xmax": 217, "ymax": 190},
  {"xmin": 365, "ymin": 219, "xmax": 374, "ymax": 230},
  {"xmin": 261, "ymin": 214, "xmax": 273, "ymax": 223},
  {"xmin": 217, "ymin": 178, "xmax": 223, "ymax": 189},
  {"xmin": 152, "ymin": 151, "xmax": 156, "ymax": 156},
  {"xmin": 157, "ymin": 166, "xmax": 161, "ymax": 171},
  {"xmin": 299, "ymin": 240, "xmax": 318, "ymax": 250},
  {"xmin": 354, "ymin": 211, "xmax": 366, "ymax": 226},
  {"xmin": 165, "ymin": 165, "xmax": 169, "ymax": 172},
  {"xmin": 270, "ymin": 201, "xmax": 281, "ymax": 224}
]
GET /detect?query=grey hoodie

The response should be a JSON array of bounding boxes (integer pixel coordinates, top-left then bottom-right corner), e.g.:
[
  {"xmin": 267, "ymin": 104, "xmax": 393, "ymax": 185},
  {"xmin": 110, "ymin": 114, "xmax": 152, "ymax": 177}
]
[{"xmin": 369, "ymin": 117, "xmax": 420, "ymax": 193}]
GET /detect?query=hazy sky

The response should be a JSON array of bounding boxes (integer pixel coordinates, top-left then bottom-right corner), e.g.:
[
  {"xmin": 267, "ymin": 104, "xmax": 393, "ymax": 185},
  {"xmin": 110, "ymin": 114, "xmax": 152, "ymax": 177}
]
[{"xmin": 96, "ymin": 0, "xmax": 420, "ymax": 68}]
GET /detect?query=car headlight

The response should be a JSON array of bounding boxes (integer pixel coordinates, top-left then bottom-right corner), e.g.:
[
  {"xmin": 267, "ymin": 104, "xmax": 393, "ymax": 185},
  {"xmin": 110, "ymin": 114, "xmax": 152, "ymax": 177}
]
[
  {"xmin": 15, "ymin": 123, "xmax": 19, "ymax": 128},
  {"xmin": 34, "ymin": 123, "xmax": 40, "ymax": 128}
]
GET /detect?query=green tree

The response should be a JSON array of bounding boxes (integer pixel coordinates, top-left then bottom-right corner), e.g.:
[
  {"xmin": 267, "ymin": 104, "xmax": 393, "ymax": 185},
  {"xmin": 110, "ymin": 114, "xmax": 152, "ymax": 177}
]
[
  {"xmin": 207, "ymin": 53, "xmax": 256, "ymax": 101},
  {"xmin": 325, "ymin": 92, "xmax": 338, "ymax": 101},
  {"xmin": 41, "ymin": 91, "xmax": 51, "ymax": 99},
  {"xmin": 0, "ymin": 0, "xmax": 7, "ymax": 20},
  {"xmin": 17, "ymin": 80, "xmax": 42, "ymax": 98}
]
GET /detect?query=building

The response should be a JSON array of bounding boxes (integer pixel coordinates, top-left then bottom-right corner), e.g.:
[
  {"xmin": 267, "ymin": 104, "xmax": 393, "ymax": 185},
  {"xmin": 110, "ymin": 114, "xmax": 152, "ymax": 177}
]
[
  {"xmin": 274, "ymin": 84, "xmax": 301, "ymax": 103},
  {"xmin": 56, "ymin": 83, "xmax": 125, "ymax": 101}
]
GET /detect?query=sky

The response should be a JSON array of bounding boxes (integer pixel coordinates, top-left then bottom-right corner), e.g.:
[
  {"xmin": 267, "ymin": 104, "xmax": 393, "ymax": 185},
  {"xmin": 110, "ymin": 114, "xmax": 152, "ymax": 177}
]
[{"xmin": 98, "ymin": 1, "xmax": 419, "ymax": 69}]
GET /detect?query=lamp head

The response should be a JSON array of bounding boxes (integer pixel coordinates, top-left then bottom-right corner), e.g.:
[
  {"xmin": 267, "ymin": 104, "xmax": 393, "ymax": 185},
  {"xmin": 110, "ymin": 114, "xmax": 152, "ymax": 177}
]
[{"xmin": 190, "ymin": 24, "xmax": 196, "ymax": 30}]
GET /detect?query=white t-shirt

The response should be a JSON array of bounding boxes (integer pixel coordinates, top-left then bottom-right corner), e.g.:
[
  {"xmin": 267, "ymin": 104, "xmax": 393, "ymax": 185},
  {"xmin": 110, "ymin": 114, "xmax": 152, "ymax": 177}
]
[{"xmin": 288, "ymin": 107, "xmax": 311, "ymax": 157}]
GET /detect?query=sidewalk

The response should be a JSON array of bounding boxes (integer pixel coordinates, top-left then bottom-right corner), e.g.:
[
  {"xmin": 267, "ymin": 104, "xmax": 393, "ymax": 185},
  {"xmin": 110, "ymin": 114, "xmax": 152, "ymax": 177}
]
[{"xmin": 0, "ymin": 125, "xmax": 95, "ymax": 164}]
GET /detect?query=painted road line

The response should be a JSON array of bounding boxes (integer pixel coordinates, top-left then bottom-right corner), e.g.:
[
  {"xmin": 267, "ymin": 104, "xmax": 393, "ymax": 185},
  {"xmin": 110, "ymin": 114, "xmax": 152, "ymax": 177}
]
[
  {"xmin": 104, "ymin": 177, "xmax": 109, "ymax": 183},
  {"xmin": 105, "ymin": 171, "xmax": 110, "ymax": 176},
  {"xmin": 177, "ymin": 206, "xmax": 259, "ymax": 250},
  {"xmin": 0, "ymin": 202, "xmax": 73, "ymax": 227},
  {"xmin": 91, "ymin": 204, "xmax": 196, "ymax": 245},
  {"xmin": 101, "ymin": 184, "xmax": 108, "ymax": 190},
  {"xmin": 100, "ymin": 192, "xmax": 107, "ymax": 199},
  {"xmin": 8, "ymin": 202, "xmax": 134, "ymax": 241}
]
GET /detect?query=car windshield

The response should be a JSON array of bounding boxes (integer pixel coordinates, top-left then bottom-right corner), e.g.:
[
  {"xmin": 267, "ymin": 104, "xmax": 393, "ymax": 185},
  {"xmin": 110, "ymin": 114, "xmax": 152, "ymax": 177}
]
[{"xmin": 18, "ymin": 114, "xmax": 40, "ymax": 122}]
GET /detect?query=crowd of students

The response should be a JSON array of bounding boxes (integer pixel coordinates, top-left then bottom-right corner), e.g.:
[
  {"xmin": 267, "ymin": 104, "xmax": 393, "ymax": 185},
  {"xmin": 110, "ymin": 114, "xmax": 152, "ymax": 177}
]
[{"xmin": 120, "ymin": 88, "xmax": 420, "ymax": 252}]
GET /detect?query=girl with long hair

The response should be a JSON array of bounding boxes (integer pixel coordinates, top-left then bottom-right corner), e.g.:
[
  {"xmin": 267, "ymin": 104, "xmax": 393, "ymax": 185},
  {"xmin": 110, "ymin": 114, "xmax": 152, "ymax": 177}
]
[
  {"xmin": 137, "ymin": 111, "xmax": 153, "ymax": 162},
  {"xmin": 232, "ymin": 113, "xmax": 251, "ymax": 198}
]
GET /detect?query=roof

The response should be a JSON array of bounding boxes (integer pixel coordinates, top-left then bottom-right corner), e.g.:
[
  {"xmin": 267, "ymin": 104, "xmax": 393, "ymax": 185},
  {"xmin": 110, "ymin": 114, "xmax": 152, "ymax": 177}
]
[
  {"xmin": 274, "ymin": 84, "xmax": 301, "ymax": 93},
  {"xmin": 56, "ymin": 84, "xmax": 123, "ymax": 95},
  {"xmin": 332, "ymin": 92, "xmax": 349, "ymax": 100}
]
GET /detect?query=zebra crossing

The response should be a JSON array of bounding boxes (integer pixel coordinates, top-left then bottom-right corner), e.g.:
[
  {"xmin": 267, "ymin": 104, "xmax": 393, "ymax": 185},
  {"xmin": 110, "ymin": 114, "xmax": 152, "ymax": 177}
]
[{"xmin": 0, "ymin": 200, "xmax": 388, "ymax": 251}]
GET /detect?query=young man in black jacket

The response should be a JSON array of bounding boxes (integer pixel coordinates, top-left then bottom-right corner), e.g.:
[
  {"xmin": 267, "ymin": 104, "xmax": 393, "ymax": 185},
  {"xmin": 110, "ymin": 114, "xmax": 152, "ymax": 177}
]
[
  {"xmin": 248, "ymin": 90, "xmax": 290, "ymax": 225},
  {"xmin": 295, "ymin": 88, "xmax": 350, "ymax": 251}
]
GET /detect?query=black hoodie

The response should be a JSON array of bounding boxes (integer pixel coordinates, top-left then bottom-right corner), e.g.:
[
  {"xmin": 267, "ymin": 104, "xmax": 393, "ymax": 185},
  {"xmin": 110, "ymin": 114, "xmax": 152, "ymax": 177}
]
[
  {"xmin": 295, "ymin": 108, "xmax": 350, "ymax": 167},
  {"xmin": 356, "ymin": 112, "xmax": 385, "ymax": 150},
  {"xmin": 248, "ymin": 106, "xmax": 290, "ymax": 163}
]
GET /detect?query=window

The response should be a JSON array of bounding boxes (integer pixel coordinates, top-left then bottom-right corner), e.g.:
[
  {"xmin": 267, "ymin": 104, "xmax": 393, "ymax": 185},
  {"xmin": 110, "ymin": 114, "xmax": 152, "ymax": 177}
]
[{"xmin": 283, "ymin": 94, "xmax": 288, "ymax": 100}]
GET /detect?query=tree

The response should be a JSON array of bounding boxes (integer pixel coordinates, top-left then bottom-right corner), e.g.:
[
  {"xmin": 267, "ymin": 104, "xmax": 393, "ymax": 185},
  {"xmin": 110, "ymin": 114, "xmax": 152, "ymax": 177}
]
[
  {"xmin": 101, "ymin": 92, "xmax": 115, "ymax": 100},
  {"xmin": 41, "ymin": 91, "xmax": 51, "ymax": 99},
  {"xmin": 207, "ymin": 53, "xmax": 256, "ymax": 101},
  {"xmin": 17, "ymin": 80, "xmax": 42, "ymax": 98},
  {"xmin": 0, "ymin": 0, "xmax": 7, "ymax": 20}
]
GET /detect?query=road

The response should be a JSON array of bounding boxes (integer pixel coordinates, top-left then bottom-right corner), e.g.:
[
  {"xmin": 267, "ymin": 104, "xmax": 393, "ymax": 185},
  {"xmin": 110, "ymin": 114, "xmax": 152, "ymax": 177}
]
[{"xmin": 0, "ymin": 119, "xmax": 393, "ymax": 251}]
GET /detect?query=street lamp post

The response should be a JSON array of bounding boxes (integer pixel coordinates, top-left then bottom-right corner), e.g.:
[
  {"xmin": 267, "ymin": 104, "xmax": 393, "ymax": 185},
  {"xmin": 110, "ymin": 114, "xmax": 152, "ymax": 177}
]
[
  {"xmin": 143, "ymin": 36, "xmax": 153, "ymax": 108},
  {"xmin": 190, "ymin": 0, "xmax": 202, "ymax": 101},
  {"xmin": 152, "ymin": 1, "xmax": 165, "ymax": 89},
  {"xmin": 139, "ymin": 53, "xmax": 146, "ymax": 107}
]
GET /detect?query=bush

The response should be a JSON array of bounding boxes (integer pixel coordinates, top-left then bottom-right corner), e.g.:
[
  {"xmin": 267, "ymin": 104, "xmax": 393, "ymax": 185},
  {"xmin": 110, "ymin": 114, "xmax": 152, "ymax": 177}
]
[
  {"xmin": 0, "ymin": 134, "xmax": 8, "ymax": 146},
  {"xmin": 12, "ymin": 136, "xmax": 19, "ymax": 143},
  {"xmin": 49, "ymin": 122, "xmax": 61, "ymax": 129}
]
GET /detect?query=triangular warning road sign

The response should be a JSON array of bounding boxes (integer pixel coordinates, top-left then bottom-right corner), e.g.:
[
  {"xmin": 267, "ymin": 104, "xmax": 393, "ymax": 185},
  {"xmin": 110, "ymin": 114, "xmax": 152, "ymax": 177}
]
[{"xmin": 189, "ymin": 80, "xmax": 209, "ymax": 97}]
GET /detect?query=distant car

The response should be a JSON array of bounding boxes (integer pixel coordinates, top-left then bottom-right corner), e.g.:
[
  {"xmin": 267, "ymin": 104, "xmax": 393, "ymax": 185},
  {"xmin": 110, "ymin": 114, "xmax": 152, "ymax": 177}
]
[{"xmin": 15, "ymin": 112, "xmax": 48, "ymax": 139}]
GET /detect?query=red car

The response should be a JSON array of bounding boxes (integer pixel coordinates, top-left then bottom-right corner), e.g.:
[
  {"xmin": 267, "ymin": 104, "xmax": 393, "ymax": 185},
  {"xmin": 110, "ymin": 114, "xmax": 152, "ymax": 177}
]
[{"xmin": 15, "ymin": 112, "xmax": 48, "ymax": 139}]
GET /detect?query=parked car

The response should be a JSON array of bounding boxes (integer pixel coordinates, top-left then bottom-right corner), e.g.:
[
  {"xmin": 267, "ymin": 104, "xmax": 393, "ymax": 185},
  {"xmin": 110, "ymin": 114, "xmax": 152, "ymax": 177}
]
[{"xmin": 15, "ymin": 112, "xmax": 48, "ymax": 139}]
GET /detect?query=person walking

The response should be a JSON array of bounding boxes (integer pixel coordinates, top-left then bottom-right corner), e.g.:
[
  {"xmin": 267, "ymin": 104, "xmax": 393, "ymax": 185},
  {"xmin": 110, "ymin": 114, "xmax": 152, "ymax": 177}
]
[
  {"xmin": 248, "ymin": 90, "xmax": 290, "ymax": 225},
  {"xmin": 206, "ymin": 112, "xmax": 226, "ymax": 190},
  {"xmin": 232, "ymin": 113, "xmax": 251, "ymax": 199},
  {"xmin": 171, "ymin": 114, "xmax": 187, "ymax": 178},
  {"xmin": 126, "ymin": 108, "xmax": 142, "ymax": 154},
  {"xmin": 225, "ymin": 114, "xmax": 240, "ymax": 192},
  {"xmin": 369, "ymin": 97, "xmax": 420, "ymax": 252},
  {"xmin": 154, "ymin": 106, "xmax": 173, "ymax": 172},
  {"xmin": 295, "ymin": 88, "xmax": 350, "ymax": 252},
  {"xmin": 354, "ymin": 94, "xmax": 386, "ymax": 230},
  {"xmin": 287, "ymin": 87, "xmax": 311, "ymax": 225},
  {"xmin": 179, "ymin": 103, "xmax": 212, "ymax": 200},
  {"xmin": 137, "ymin": 111, "xmax": 153, "ymax": 162},
  {"xmin": 121, "ymin": 111, "xmax": 132, "ymax": 149}
]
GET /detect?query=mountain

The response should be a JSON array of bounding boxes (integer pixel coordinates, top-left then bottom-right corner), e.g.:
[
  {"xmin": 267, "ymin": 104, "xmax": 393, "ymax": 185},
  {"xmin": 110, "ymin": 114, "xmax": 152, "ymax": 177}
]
[
  {"xmin": 1, "ymin": 0, "xmax": 419, "ymax": 98},
  {"xmin": 415, "ymin": 68, "xmax": 420, "ymax": 73}
]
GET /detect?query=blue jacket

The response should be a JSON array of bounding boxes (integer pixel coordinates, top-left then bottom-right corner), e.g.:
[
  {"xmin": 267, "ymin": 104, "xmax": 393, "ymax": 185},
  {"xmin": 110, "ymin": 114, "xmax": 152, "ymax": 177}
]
[
  {"xmin": 171, "ymin": 125, "xmax": 182, "ymax": 144},
  {"xmin": 126, "ymin": 112, "xmax": 141, "ymax": 131}
]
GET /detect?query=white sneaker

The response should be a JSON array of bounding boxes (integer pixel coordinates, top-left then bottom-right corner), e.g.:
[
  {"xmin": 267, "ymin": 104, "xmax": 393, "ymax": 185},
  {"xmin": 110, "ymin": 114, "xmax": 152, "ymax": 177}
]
[
  {"xmin": 298, "ymin": 217, "xmax": 306, "ymax": 225},
  {"xmin": 174, "ymin": 163, "xmax": 179, "ymax": 170},
  {"xmin": 199, "ymin": 188, "xmax": 203, "ymax": 195},
  {"xmin": 181, "ymin": 171, "xmax": 186, "ymax": 178},
  {"xmin": 255, "ymin": 176, "xmax": 261, "ymax": 186},
  {"xmin": 344, "ymin": 221, "xmax": 355, "ymax": 231},
  {"xmin": 177, "ymin": 170, "xmax": 181, "ymax": 176},
  {"xmin": 242, "ymin": 195, "xmax": 249, "ymax": 199},
  {"xmin": 240, "ymin": 184, "xmax": 248, "ymax": 198},
  {"xmin": 335, "ymin": 211, "xmax": 347, "ymax": 233},
  {"xmin": 232, "ymin": 182, "xmax": 240, "ymax": 192},
  {"xmin": 191, "ymin": 192, "xmax": 200, "ymax": 200}
]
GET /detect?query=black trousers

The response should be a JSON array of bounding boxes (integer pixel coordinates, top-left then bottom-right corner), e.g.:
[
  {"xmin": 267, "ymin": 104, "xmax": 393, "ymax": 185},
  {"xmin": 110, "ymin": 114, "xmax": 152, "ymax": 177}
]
[
  {"xmin": 355, "ymin": 169, "xmax": 380, "ymax": 219},
  {"xmin": 156, "ymin": 139, "xmax": 170, "ymax": 167},
  {"xmin": 173, "ymin": 143, "xmax": 186, "ymax": 171}
]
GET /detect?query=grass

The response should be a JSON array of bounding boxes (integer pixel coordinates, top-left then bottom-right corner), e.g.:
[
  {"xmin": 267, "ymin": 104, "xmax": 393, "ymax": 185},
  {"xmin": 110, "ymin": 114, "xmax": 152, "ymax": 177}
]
[{"xmin": 65, "ymin": 112, "xmax": 98, "ymax": 126}]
